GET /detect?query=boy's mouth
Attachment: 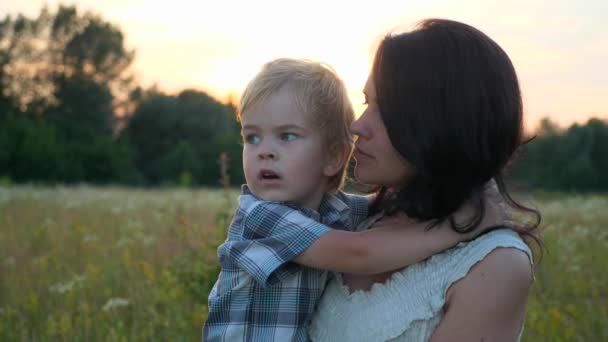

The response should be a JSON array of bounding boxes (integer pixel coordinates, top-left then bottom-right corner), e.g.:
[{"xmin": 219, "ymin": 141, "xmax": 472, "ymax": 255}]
[{"xmin": 258, "ymin": 169, "xmax": 281, "ymax": 180}]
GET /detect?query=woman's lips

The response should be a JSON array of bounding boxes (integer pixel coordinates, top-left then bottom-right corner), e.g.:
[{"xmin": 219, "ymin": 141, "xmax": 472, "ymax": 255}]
[{"xmin": 354, "ymin": 146, "xmax": 374, "ymax": 160}]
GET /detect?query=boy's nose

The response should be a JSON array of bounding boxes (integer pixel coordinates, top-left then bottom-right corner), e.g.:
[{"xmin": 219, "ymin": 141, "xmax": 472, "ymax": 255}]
[
  {"xmin": 257, "ymin": 139, "xmax": 278, "ymax": 160},
  {"xmin": 258, "ymin": 151, "xmax": 276, "ymax": 160}
]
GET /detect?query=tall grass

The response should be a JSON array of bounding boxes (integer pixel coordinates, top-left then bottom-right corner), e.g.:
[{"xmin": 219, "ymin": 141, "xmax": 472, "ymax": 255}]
[
  {"xmin": 0, "ymin": 185, "xmax": 237, "ymax": 341},
  {"xmin": 0, "ymin": 186, "xmax": 606, "ymax": 340},
  {"xmin": 523, "ymin": 193, "xmax": 608, "ymax": 341}
]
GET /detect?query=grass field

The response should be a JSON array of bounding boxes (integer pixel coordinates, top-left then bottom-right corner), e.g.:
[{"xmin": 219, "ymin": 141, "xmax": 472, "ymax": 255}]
[{"xmin": 0, "ymin": 186, "xmax": 606, "ymax": 341}]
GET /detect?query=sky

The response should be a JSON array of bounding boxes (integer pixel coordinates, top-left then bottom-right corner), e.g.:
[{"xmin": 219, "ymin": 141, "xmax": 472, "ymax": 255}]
[{"xmin": 1, "ymin": 0, "xmax": 607, "ymax": 130}]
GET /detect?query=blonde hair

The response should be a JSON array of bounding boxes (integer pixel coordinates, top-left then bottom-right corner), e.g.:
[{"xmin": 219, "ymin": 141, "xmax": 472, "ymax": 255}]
[{"xmin": 239, "ymin": 58, "xmax": 355, "ymax": 193}]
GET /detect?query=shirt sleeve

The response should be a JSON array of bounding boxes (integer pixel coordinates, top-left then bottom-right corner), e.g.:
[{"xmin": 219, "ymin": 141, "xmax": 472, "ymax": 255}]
[{"xmin": 224, "ymin": 201, "xmax": 332, "ymax": 287}]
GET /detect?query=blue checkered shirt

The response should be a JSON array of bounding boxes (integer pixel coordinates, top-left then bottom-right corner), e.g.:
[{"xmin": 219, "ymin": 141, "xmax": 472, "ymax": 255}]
[{"xmin": 203, "ymin": 186, "xmax": 369, "ymax": 341}]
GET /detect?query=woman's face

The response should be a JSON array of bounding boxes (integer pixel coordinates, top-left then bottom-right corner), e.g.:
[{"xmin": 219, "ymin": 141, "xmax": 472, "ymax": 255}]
[{"xmin": 351, "ymin": 76, "xmax": 414, "ymax": 188}]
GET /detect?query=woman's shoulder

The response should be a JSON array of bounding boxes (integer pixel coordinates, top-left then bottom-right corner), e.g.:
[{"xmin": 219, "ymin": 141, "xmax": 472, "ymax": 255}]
[
  {"xmin": 432, "ymin": 236, "xmax": 534, "ymax": 341},
  {"xmin": 451, "ymin": 228, "xmax": 532, "ymax": 262},
  {"xmin": 435, "ymin": 228, "xmax": 533, "ymax": 285},
  {"xmin": 456, "ymin": 244, "xmax": 532, "ymax": 289},
  {"xmin": 446, "ymin": 233, "xmax": 534, "ymax": 297}
]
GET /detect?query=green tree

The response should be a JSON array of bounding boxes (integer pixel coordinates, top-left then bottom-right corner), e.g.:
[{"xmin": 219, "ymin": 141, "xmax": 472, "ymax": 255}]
[
  {"xmin": 0, "ymin": 115, "xmax": 64, "ymax": 182},
  {"xmin": 512, "ymin": 117, "xmax": 608, "ymax": 192},
  {"xmin": 586, "ymin": 119, "xmax": 608, "ymax": 190},
  {"xmin": 0, "ymin": 6, "xmax": 134, "ymax": 132},
  {"xmin": 0, "ymin": 6, "xmax": 138, "ymax": 184},
  {"xmin": 123, "ymin": 88, "xmax": 242, "ymax": 186},
  {"xmin": 45, "ymin": 6, "xmax": 134, "ymax": 139}
]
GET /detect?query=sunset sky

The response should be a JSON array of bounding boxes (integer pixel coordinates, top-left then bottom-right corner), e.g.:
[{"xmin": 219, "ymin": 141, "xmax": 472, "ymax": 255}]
[{"xmin": 1, "ymin": 0, "xmax": 606, "ymax": 130}]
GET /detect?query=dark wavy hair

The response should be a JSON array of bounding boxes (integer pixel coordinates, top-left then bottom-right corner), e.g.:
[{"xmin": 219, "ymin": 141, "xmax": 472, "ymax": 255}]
[{"xmin": 369, "ymin": 19, "xmax": 541, "ymax": 245}]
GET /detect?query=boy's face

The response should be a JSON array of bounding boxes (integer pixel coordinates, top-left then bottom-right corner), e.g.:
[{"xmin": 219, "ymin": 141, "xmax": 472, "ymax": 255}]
[{"xmin": 240, "ymin": 87, "xmax": 332, "ymax": 210}]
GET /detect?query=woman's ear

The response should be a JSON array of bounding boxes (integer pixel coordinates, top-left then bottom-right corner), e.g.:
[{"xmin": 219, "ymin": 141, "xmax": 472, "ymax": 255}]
[{"xmin": 323, "ymin": 143, "xmax": 351, "ymax": 177}]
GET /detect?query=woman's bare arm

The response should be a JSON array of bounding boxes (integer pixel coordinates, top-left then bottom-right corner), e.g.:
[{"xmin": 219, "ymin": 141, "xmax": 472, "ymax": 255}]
[{"xmin": 429, "ymin": 247, "xmax": 533, "ymax": 342}]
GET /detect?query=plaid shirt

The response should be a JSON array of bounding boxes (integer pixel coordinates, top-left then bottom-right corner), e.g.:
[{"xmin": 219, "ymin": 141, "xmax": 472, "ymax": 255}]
[{"xmin": 203, "ymin": 186, "xmax": 368, "ymax": 342}]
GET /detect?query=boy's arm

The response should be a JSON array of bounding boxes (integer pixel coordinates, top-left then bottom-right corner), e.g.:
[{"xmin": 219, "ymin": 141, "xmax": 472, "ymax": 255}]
[
  {"xmin": 226, "ymin": 200, "xmax": 333, "ymax": 286},
  {"xmin": 294, "ymin": 199, "xmax": 504, "ymax": 274},
  {"xmin": 231, "ymin": 196, "xmax": 502, "ymax": 285},
  {"xmin": 294, "ymin": 219, "xmax": 457, "ymax": 274}
]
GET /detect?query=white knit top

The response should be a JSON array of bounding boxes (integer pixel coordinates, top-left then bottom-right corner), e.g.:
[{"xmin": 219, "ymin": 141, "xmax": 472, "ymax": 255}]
[{"xmin": 308, "ymin": 216, "xmax": 533, "ymax": 342}]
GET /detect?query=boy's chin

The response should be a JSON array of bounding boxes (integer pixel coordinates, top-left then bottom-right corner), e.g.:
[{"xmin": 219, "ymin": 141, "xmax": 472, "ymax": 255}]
[{"xmin": 250, "ymin": 187, "xmax": 290, "ymax": 202}]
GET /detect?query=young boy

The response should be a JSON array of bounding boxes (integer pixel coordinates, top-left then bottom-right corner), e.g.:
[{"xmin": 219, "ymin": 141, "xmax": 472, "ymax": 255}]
[{"xmin": 203, "ymin": 58, "xmax": 486, "ymax": 341}]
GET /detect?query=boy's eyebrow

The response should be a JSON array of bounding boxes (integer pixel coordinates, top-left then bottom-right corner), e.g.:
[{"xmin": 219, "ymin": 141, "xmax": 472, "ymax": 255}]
[
  {"xmin": 241, "ymin": 124, "xmax": 307, "ymax": 131},
  {"xmin": 275, "ymin": 124, "xmax": 307, "ymax": 131},
  {"xmin": 241, "ymin": 124, "xmax": 257, "ymax": 131}
]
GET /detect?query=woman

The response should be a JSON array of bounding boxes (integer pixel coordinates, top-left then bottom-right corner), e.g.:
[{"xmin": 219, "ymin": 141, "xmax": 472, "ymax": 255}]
[{"xmin": 309, "ymin": 19, "xmax": 540, "ymax": 341}]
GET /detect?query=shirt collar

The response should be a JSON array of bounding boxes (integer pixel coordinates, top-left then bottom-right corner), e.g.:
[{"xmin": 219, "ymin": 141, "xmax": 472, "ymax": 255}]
[
  {"xmin": 318, "ymin": 192, "xmax": 351, "ymax": 226},
  {"xmin": 240, "ymin": 185, "xmax": 351, "ymax": 226}
]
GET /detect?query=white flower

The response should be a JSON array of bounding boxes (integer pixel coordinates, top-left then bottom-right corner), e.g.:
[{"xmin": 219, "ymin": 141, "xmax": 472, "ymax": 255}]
[
  {"xmin": 4, "ymin": 257, "xmax": 15, "ymax": 266},
  {"xmin": 102, "ymin": 298, "xmax": 130, "ymax": 311},
  {"xmin": 83, "ymin": 234, "xmax": 99, "ymax": 243},
  {"xmin": 115, "ymin": 237, "xmax": 132, "ymax": 248},
  {"xmin": 49, "ymin": 275, "xmax": 85, "ymax": 294}
]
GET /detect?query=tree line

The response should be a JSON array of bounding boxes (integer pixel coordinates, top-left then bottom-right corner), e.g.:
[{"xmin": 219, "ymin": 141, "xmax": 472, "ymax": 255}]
[
  {"xmin": 510, "ymin": 118, "xmax": 608, "ymax": 192},
  {"xmin": 0, "ymin": 6, "xmax": 243, "ymax": 187},
  {"xmin": 1, "ymin": 5, "xmax": 606, "ymax": 192}
]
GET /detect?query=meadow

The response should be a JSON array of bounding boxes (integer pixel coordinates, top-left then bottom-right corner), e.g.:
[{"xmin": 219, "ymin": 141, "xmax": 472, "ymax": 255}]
[{"xmin": 0, "ymin": 186, "xmax": 606, "ymax": 341}]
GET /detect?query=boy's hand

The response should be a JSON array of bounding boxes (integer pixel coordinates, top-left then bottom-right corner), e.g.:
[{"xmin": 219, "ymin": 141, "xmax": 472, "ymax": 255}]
[
  {"xmin": 369, "ymin": 184, "xmax": 509, "ymax": 248},
  {"xmin": 452, "ymin": 183, "xmax": 510, "ymax": 241}
]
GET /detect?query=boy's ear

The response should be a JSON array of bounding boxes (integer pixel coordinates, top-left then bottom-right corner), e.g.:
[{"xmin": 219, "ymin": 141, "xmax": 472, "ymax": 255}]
[{"xmin": 323, "ymin": 143, "xmax": 351, "ymax": 177}]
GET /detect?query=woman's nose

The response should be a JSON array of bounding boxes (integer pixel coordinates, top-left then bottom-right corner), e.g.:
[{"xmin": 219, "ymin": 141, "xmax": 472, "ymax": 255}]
[{"xmin": 351, "ymin": 113, "xmax": 370, "ymax": 139}]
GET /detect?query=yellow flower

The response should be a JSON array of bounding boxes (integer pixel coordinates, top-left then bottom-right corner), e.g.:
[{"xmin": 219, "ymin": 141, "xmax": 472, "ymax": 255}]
[{"xmin": 140, "ymin": 261, "xmax": 155, "ymax": 281}]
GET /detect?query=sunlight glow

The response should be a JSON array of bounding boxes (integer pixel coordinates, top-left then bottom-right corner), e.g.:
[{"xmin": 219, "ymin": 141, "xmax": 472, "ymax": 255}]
[{"xmin": 2, "ymin": 0, "xmax": 606, "ymax": 127}]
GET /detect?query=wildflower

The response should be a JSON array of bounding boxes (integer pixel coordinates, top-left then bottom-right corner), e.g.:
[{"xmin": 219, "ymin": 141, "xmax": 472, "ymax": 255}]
[
  {"xmin": 4, "ymin": 256, "xmax": 15, "ymax": 266},
  {"xmin": 102, "ymin": 297, "xmax": 130, "ymax": 311},
  {"xmin": 115, "ymin": 237, "xmax": 132, "ymax": 248},
  {"xmin": 83, "ymin": 234, "xmax": 99, "ymax": 243},
  {"xmin": 49, "ymin": 275, "xmax": 85, "ymax": 294}
]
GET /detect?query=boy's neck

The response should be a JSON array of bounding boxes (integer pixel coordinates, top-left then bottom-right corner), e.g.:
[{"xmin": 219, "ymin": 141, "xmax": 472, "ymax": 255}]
[
  {"xmin": 300, "ymin": 177, "xmax": 333, "ymax": 211},
  {"xmin": 249, "ymin": 182, "xmax": 330, "ymax": 212}
]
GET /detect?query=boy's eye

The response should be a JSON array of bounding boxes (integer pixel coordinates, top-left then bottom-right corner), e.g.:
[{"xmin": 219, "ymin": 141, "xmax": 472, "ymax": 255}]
[
  {"xmin": 280, "ymin": 132, "xmax": 298, "ymax": 141},
  {"xmin": 244, "ymin": 134, "xmax": 261, "ymax": 145}
]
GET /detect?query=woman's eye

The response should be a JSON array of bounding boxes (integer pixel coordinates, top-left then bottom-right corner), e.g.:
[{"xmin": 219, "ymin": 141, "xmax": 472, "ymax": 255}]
[
  {"xmin": 280, "ymin": 132, "xmax": 298, "ymax": 141},
  {"xmin": 244, "ymin": 134, "xmax": 261, "ymax": 144}
]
